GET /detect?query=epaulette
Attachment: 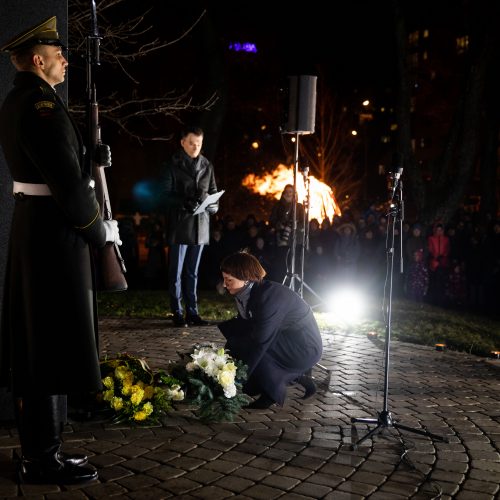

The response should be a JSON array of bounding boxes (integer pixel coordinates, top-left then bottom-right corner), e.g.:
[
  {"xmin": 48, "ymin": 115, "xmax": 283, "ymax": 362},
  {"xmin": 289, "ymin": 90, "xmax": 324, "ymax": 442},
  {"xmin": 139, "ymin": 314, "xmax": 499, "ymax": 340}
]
[{"xmin": 39, "ymin": 85, "xmax": 55, "ymax": 98}]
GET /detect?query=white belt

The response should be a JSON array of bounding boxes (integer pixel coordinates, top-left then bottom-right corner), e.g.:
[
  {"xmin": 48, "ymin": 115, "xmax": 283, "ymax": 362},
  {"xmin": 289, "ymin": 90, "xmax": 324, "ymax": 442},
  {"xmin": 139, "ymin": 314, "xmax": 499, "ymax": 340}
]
[{"xmin": 13, "ymin": 181, "xmax": 52, "ymax": 196}]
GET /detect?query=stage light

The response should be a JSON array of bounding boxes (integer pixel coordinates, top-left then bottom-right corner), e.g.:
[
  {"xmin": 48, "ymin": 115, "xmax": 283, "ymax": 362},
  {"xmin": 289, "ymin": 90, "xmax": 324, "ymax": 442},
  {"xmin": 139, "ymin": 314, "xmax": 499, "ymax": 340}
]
[{"xmin": 325, "ymin": 286, "xmax": 367, "ymax": 325}]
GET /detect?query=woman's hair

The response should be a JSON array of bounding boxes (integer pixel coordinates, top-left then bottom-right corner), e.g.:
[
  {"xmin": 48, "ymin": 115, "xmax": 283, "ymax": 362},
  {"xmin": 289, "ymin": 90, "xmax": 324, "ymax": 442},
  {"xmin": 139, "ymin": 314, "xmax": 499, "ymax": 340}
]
[{"xmin": 220, "ymin": 251, "xmax": 267, "ymax": 282}]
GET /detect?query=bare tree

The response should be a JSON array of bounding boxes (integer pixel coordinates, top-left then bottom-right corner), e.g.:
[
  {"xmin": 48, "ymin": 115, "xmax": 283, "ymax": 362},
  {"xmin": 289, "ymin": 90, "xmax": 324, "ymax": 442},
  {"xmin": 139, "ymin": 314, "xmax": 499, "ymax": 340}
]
[
  {"xmin": 67, "ymin": 0, "xmax": 218, "ymax": 142},
  {"xmin": 299, "ymin": 76, "xmax": 364, "ymax": 209}
]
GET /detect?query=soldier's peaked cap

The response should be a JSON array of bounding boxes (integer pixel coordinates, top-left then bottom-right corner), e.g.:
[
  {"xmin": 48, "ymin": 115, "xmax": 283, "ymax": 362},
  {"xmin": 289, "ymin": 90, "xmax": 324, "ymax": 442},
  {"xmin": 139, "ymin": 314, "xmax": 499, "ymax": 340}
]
[{"xmin": 0, "ymin": 16, "xmax": 65, "ymax": 52}]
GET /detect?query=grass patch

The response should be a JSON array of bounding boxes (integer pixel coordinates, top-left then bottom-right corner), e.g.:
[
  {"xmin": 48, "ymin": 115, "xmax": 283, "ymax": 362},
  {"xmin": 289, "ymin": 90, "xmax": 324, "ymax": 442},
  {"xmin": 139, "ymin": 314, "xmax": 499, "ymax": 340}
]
[
  {"xmin": 97, "ymin": 290, "xmax": 500, "ymax": 358},
  {"xmin": 97, "ymin": 289, "xmax": 237, "ymax": 322}
]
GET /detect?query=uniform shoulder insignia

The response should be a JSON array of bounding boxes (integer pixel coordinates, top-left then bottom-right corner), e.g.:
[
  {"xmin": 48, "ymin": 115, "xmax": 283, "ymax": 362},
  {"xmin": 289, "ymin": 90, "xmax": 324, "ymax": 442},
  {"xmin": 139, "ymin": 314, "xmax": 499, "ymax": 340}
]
[{"xmin": 34, "ymin": 86, "xmax": 56, "ymax": 116}]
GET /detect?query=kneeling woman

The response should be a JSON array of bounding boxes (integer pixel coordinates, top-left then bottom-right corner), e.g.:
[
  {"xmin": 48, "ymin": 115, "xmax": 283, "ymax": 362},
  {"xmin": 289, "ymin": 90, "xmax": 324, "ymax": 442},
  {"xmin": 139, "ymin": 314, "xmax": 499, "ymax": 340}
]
[{"xmin": 218, "ymin": 252, "xmax": 323, "ymax": 409}]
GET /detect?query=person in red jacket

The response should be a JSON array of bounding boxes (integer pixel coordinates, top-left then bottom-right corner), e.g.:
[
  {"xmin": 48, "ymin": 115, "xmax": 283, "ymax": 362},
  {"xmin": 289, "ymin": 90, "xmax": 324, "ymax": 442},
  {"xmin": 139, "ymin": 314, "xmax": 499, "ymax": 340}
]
[{"xmin": 427, "ymin": 223, "xmax": 450, "ymax": 305}]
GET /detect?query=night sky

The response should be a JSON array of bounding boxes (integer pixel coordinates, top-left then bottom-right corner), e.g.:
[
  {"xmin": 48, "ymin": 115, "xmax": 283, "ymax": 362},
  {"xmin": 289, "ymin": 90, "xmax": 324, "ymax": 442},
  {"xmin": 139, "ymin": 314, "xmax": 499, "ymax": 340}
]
[{"xmin": 86, "ymin": 0, "xmax": 463, "ymax": 215}]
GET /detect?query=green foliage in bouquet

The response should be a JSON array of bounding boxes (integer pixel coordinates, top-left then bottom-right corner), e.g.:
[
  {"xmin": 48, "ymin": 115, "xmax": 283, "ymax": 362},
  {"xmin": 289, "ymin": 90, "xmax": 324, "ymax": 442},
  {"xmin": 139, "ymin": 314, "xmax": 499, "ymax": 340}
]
[
  {"xmin": 98, "ymin": 353, "xmax": 184, "ymax": 424},
  {"xmin": 168, "ymin": 344, "xmax": 251, "ymax": 423}
]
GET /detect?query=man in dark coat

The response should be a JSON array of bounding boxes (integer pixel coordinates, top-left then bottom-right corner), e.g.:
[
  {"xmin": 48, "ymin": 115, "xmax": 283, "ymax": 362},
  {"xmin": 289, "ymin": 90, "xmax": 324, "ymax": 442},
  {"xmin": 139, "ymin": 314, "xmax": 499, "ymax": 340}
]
[
  {"xmin": 219, "ymin": 252, "xmax": 323, "ymax": 408},
  {"xmin": 162, "ymin": 126, "xmax": 219, "ymax": 327},
  {"xmin": 0, "ymin": 16, "xmax": 120, "ymax": 484}
]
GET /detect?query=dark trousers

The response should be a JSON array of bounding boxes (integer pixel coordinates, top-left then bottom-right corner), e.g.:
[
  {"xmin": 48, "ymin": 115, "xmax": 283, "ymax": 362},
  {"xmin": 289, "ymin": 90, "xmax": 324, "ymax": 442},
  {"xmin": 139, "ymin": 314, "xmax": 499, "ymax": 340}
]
[
  {"xmin": 15, "ymin": 395, "xmax": 67, "ymax": 460},
  {"xmin": 168, "ymin": 244, "xmax": 204, "ymax": 316}
]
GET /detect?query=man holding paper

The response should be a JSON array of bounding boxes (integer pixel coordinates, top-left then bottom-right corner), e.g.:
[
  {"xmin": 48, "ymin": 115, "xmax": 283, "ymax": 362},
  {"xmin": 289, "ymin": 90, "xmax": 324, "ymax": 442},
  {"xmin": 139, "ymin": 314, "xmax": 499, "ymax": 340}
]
[{"xmin": 161, "ymin": 126, "xmax": 221, "ymax": 327}]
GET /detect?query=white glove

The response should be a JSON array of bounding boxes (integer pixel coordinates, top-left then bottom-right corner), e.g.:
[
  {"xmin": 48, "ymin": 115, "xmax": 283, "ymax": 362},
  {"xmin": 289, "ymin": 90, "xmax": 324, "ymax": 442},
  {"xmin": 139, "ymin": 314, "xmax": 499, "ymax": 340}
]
[{"xmin": 103, "ymin": 219, "xmax": 122, "ymax": 246}]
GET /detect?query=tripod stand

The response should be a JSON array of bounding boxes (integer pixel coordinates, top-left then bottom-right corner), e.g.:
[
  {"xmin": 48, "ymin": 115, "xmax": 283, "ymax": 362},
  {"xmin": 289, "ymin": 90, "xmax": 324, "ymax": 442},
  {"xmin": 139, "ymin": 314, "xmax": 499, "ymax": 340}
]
[
  {"xmin": 281, "ymin": 133, "xmax": 325, "ymax": 308},
  {"xmin": 351, "ymin": 170, "xmax": 447, "ymax": 448}
]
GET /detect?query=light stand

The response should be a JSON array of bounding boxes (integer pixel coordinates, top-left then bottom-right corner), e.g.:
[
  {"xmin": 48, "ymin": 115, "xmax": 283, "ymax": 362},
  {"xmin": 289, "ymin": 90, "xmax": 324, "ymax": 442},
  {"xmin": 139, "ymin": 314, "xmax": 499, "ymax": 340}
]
[
  {"xmin": 350, "ymin": 170, "xmax": 447, "ymax": 448},
  {"xmin": 282, "ymin": 134, "xmax": 325, "ymax": 309},
  {"xmin": 282, "ymin": 133, "xmax": 301, "ymax": 293}
]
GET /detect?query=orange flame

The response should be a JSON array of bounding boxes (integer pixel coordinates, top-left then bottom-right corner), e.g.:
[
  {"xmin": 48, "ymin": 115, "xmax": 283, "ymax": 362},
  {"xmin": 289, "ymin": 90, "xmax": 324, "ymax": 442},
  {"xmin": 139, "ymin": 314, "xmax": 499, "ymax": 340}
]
[{"xmin": 242, "ymin": 164, "xmax": 341, "ymax": 223}]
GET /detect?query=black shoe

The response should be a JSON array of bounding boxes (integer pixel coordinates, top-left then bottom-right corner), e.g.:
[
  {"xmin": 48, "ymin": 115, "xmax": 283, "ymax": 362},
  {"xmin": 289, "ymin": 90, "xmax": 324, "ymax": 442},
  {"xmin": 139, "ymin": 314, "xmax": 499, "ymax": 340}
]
[
  {"xmin": 18, "ymin": 458, "xmax": 98, "ymax": 484},
  {"xmin": 245, "ymin": 394, "xmax": 275, "ymax": 409},
  {"xmin": 172, "ymin": 314, "xmax": 188, "ymax": 327},
  {"xmin": 297, "ymin": 375, "xmax": 317, "ymax": 399},
  {"xmin": 186, "ymin": 315, "xmax": 209, "ymax": 326},
  {"xmin": 58, "ymin": 452, "xmax": 88, "ymax": 466}
]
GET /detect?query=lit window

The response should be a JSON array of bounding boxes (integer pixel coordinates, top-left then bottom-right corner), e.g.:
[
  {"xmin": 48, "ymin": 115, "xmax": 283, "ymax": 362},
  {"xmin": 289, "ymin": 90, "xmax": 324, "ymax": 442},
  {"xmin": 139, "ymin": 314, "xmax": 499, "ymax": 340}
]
[{"xmin": 456, "ymin": 36, "xmax": 469, "ymax": 54}]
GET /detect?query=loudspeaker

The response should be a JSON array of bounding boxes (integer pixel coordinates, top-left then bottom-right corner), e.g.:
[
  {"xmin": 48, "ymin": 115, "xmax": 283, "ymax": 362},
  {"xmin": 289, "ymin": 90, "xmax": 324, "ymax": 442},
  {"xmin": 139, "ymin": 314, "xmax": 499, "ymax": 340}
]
[{"xmin": 282, "ymin": 75, "xmax": 317, "ymax": 135}]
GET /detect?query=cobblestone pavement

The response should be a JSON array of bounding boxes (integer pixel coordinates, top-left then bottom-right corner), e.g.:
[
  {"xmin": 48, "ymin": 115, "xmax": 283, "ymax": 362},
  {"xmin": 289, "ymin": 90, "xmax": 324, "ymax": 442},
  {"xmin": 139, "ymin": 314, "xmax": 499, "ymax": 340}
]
[{"xmin": 1, "ymin": 318, "xmax": 500, "ymax": 499}]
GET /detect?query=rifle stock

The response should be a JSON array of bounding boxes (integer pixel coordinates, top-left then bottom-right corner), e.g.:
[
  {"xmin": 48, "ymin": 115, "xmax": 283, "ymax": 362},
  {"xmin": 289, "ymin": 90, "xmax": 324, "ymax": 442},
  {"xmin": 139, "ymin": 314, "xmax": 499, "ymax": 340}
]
[{"xmin": 87, "ymin": 0, "xmax": 127, "ymax": 292}]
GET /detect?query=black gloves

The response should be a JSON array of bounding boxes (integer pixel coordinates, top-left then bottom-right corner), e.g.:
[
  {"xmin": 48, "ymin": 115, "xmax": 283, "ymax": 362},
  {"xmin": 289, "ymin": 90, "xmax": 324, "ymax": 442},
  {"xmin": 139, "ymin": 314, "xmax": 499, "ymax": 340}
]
[
  {"xmin": 184, "ymin": 198, "xmax": 218, "ymax": 214},
  {"xmin": 184, "ymin": 198, "xmax": 200, "ymax": 213},
  {"xmin": 94, "ymin": 144, "xmax": 112, "ymax": 167}
]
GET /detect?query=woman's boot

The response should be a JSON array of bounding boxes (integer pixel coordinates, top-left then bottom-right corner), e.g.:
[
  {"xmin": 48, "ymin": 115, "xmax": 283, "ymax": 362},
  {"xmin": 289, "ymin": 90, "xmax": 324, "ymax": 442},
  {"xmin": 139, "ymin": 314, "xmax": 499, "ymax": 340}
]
[{"xmin": 297, "ymin": 374, "xmax": 317, "ymax": 399}]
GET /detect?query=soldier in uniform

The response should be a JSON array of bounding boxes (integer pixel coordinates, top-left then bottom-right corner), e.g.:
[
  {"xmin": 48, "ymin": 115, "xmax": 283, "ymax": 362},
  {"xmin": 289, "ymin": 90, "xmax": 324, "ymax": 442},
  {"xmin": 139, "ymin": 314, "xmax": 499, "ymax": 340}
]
[{"xmin": 0, "ymin": 17, "xmax": 121, "ymax": 484}]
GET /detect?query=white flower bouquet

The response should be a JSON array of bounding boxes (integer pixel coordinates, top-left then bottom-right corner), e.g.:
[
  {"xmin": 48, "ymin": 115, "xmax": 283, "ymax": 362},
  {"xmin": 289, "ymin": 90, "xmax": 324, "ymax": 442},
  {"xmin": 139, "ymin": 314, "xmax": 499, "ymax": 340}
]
[
  {"xmin": 168, "ymin": 343, "xmax": 250, "ymax": 423},
  {"xmin": 98, "ymin": 353, "xmax": 184, "ymax": 424}
]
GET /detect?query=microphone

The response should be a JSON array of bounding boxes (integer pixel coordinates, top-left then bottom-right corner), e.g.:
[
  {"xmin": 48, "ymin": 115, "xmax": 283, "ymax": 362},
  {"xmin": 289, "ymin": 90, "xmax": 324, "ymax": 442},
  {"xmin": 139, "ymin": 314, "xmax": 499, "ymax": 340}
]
[{"xmin": 391, "ymin": 167, "xmax": 403, "ymax": 199}]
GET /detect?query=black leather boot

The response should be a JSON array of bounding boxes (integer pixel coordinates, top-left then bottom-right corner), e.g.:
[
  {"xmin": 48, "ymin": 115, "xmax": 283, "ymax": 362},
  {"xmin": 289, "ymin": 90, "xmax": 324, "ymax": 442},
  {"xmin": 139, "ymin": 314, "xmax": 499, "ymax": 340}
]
[
  {"xmin": 297, "ymin": 374, "xmax": 317, "ymax": 399},
  {"xmin": 15, "ymin": 395, "xmax": 97, "ymax": 484},
  {"xmin": 18, "ymin": 455, "xmax": 98, "ymax": 484},
  {"xmin": 58, "ymin": 451, "xmax": 88, "ymax": 466},
  {"xmin": 245, "ymin": 393, "xmax": 275, "ymax": 409}
]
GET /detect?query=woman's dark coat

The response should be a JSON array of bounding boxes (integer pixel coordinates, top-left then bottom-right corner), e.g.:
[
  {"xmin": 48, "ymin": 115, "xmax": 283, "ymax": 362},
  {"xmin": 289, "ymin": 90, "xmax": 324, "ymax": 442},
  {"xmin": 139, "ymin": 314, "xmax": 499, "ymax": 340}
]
[
  {"xmin": 218, "ymin": 280, "xmax": 323, "ymax": 405},
  {"xmin": 0, "ymin": 72, "xmax": 106, "ymax": 396},
  {"xmin": 162, "ymin": 150, "xmax": 218, "ymax": 245}
]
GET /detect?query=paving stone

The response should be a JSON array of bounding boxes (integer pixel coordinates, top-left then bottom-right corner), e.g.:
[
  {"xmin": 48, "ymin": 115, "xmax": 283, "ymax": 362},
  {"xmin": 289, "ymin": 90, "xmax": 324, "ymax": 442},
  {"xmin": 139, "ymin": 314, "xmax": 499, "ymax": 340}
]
[
  {"xmin": 160, "ymin": 476, "xmax": 202, "ymax": 495},
  {"xmin": 2, "ymin": 322, "xmax": 500, "ymax": 499},
  {"xmin": 142, "ymin": 449, "xmax": 181, "ymax": 463},
  {"xmin": 247, "ymin": 456, "xmax": 286, "ymax": 471},
  {"xmin": 121, "ymin": 456, "xmax": 161, "ymax": 472},
  {"xmin": 146, "ymin": 464, "xmax": 187, "ymax": 481},
  {"xmin": 204, "ymin": 458, "xmax": 242, "ymax": 474},
  {"xmin": 461, "ymin": 478, "xmax": 500, "ymax": 494},
  {"xmin": 166, "ymin": 455, "xmax": 206, "ymax": 471},
  {"xmin": 430, "ymin": 468, "xmax": 466, "ymax": 484},
  {"xmin": 126, "ymin": 486, "xmax": 175, "ymax": 499},
  {"xmin": 369, "ymin": 492, "xmax": 410, "ymax": 500},
  {"xmin": 275, "ymin": 465, "xmax": 314, "ymax": 480},
  {"xmin": 221, "ymin": 450, "xmax": 257, "ymax": 465},
  {"xmin": 116, "ymin": 473, "xmax": 161, "ymax": 490},
  {"xmin": 182, "ymin": 467, "xmax": 224, "ymax": 484},
  {"xmin": 378, "ymin": 481, "xmax": 419, "ymax": 496},
  {"xmin": 290, "ymin": 481, "xmax": 333, "ymax": 497},
  {"xmin": 261, "ymin": 473, "xmax": 301, "ymax": 490},
  {"xmin": 213, "ymin": 474, "xmax": 255, "ymax": 492},
  {"xmin": 242, "ymin": 483, "xmax": 290, "ymax": 499},
  {"xmin": 81, "ymin": 482, "xmax": 128, "ymax": 497}
]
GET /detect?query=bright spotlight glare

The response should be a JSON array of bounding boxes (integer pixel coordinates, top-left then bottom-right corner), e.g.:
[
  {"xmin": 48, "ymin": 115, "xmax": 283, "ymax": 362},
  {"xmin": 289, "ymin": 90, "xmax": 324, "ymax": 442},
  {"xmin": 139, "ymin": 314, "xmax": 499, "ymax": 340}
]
[{"xmin": 326, "ymin": 287, "xmax": 366, "ymax": 324}]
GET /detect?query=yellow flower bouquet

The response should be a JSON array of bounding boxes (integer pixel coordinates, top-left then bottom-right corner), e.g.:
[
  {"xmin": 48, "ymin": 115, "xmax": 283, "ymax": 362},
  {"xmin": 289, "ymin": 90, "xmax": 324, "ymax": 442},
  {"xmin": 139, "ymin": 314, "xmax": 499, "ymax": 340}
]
[
  {"xmin": 98, "ymin": 353, "xmax": 184, "ymax": 424},
  {"xmin": 168, "ymin": 343, "xmax": 250, "ymax": 423}
]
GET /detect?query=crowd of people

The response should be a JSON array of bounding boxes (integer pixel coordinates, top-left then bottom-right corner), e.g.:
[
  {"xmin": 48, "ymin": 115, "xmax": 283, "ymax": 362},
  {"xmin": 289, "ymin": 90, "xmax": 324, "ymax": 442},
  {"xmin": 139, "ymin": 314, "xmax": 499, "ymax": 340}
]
[{"xmin": 123, "ymin": 202, "xmax": 500, "ymax": 317}]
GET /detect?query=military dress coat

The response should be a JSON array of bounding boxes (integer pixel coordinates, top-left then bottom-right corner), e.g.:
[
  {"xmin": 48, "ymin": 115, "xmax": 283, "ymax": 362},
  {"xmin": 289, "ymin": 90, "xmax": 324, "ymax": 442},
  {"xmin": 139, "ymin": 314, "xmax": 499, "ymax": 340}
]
[
  {"xmin": 218, "ymin": 280, "xmax": 323, "ymax": 405},
  {"xmin": 162, "ymin": 150, "xmax": 218, "ymax": 246},
  {"xmin": 0, "ymin": 72, "xmax": 107, "ymax": 396}
]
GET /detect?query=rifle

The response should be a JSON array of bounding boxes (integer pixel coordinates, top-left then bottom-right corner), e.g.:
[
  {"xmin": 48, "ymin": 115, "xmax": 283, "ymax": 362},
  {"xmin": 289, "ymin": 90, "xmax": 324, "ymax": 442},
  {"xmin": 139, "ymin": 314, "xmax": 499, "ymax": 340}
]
[{"xmin": 86, "ymin": 0, "xmax": 127, "ymax": 291}]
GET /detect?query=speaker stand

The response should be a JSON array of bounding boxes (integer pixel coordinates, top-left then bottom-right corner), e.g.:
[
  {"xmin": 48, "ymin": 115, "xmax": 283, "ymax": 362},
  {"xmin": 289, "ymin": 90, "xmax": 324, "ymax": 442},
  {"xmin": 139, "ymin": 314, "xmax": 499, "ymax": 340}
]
[{"xmin": 281, "ymin": 134, "xmax": 326, "ymax": 310}]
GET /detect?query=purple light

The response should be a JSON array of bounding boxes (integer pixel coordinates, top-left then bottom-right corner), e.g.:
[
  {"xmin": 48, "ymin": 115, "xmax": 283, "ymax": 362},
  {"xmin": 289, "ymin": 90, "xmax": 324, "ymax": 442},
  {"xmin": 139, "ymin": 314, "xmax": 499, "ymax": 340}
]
[{"xmin": 229, "ymin": 42, "xmax": 257, "ymax": 53}]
